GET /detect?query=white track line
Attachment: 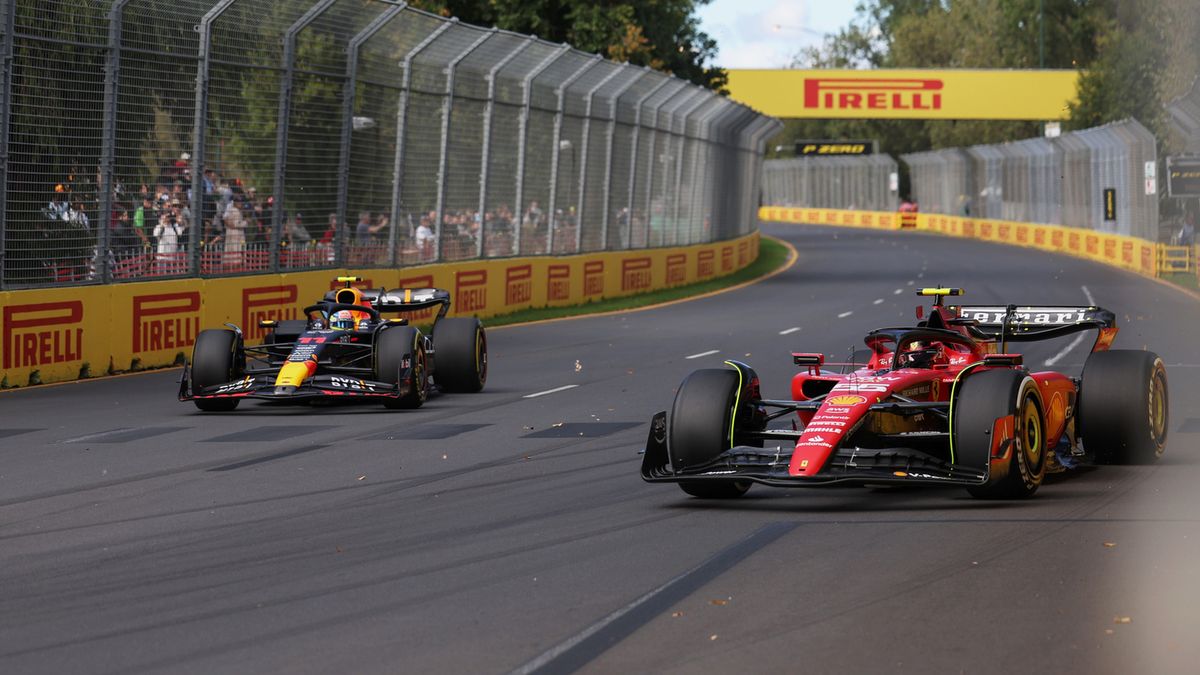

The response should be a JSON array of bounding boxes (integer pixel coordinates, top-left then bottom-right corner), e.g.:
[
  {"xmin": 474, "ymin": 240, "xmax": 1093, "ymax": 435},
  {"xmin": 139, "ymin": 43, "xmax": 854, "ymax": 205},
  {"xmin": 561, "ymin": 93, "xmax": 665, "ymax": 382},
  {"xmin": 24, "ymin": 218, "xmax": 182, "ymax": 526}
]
[
  {"xmin": 837, "ymin": 311, "xmax": 853, "ymax": 318},
  {"xmin": 778, "ymin": 327, "xmax": 801, "ymax": 335},
  {"xmin": 893, "ymin": 288, "xmax": 903, "ymax": 295},
  {"xmin": 1044, "ymin": 285, "xmax": 1096, "ymax": 366},
  {"xmin": 523, "ymin": 385, "xmax": 579, "ymax": 399},
  {"xmin": 873, "ymin": 298, "xmax": 884, "ymax": 305},
  {"xmin": 1044, "ymin": 333, "xmax": 1087, "ymax": 367},
  {"xmin": 685, "ymin": 349, "xmax": 720, "ymax": 360}
]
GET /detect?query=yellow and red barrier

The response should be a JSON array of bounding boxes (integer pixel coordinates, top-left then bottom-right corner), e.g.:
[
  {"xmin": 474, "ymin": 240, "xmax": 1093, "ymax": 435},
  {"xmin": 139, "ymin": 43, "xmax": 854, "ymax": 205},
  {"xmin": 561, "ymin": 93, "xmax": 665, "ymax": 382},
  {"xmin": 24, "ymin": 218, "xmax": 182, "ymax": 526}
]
[
  {"xmin": 0, "ymin": 233, "xmax": 759, "ymax": 387},
  {"xmin": 759, "ymin": 206, "xmax": 1162, "ymax": 278}
]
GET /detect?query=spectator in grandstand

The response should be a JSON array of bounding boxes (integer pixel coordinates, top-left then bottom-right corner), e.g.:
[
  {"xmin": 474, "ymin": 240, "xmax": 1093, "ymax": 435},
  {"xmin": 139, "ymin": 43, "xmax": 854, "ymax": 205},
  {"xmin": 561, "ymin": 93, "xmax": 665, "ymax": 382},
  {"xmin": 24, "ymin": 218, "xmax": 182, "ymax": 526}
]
[
  {"xmin": 1180, "ymin": 215, "xmax": 1195, "ymax": 247},
  {"xmin": 415, "ymin": 215, "xmax": 435, "ymax": 261},
  {"xmin": 153, "ymin": 207, "xmax": 186, "ymax": 269},
  {"xmin": 287, "ymin": 212, "xmax": 312, "ymax": 248},
  {"xmin": 355, "ymin": 211, "xmax": 374, "ymax": 244},
  {"xmin": 132, "ymin": 196, "xmax": 153, "ymax": 250},
  {"xmin": 222, "ymin": 196, "xmax": 247, "ymax": 265}
]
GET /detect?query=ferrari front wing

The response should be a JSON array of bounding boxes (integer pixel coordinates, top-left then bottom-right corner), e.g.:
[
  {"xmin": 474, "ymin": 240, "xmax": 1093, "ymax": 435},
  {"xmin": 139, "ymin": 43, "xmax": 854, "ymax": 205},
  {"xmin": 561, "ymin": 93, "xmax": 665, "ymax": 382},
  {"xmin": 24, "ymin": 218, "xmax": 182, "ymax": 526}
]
[{"xmin": 640, "ymin": 411, "xmax": 987, "ymax": 488}]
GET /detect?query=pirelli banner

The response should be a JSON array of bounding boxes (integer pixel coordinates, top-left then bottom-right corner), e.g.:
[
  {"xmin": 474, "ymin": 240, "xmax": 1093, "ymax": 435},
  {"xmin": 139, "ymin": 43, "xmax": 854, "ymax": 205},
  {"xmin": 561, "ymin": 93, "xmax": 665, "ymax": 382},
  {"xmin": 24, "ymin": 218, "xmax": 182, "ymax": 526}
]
[
  {"xmin": 0, "ymin": 234, "xmax": 759, "ymax": 388},
  {"xmin": 759, "ymin": 206, "xmax": 1158, "ymax": 278},
  {"xmin": 727, "ymin": 69, "xmax": 1080, "ymax": 121}
]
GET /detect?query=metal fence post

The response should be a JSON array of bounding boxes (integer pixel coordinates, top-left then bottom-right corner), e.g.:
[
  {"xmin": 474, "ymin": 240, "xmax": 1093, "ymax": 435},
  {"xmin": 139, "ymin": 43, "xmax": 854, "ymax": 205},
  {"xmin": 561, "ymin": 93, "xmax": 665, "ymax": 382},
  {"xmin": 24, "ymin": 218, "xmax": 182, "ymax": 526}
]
[
  {"xmin": 599, "ymin": 67, "xmax": 646, "ymax": 250},
  {"xmin": 547, "ymin": 55, "xmax": 601, "ymax": 254},
  {"xmin": 671, "ymin": 91, "xmax": 711, "ymax": 245},
  {"xmin": 433, "ymin": 28, "xmax": 493, "ymax": 262},
  {"xmin": 96, "ymin": 0, "xmax": 131, "ymax": 284},
  {"xmin": 625, "ymin": 77, "xmax": 671, "ymax": 250},
  {"xmin": 272, "ymin": 0, "xmax": 337, "ymax": 273},
  {"xmin": 336, "ymin": 4, "xmax": 404, "ymax": 269},
  {"xmin": 0, "ymin": 0, "xmax": 10, "ymax": 288},
  {"xmin": 390, "ymin": 19, "xmax": 455, "ymax": 266},
  {"xmin": 574, "ymin": 63, "xmax": 626, "ymax": 252},
  {"xmin": 477, "ymin": 38, "xmax": 533, "ymax": 259},
  {"xmin": 513, "ymin": 44, "xmax": 569, "ymax": 257},
  {"xmin": 192, "ymin": 0, "xmax": 238, "ymax": 277}
]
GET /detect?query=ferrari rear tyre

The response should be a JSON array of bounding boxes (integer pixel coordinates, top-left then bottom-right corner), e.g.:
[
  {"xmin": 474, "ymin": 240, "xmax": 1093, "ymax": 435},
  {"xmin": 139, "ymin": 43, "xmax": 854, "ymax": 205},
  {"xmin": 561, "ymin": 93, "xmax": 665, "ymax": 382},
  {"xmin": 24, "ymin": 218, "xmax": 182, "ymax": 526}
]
[
  {"xmin": 1079, "ymin": 350, "xmax": 1168, "ymax": 464},
  {"xmin": 432, "ymin": 318, "xmax": 487, "ymax": 393},
  {"xmin": 191, "ymin": 329, "xmax": 242, "ymax": 412},
  {"xmin": 953, "ymin": 369, "xmax": 1045, "ymax": 499},
  {"xmin": 375, "ymin": 326, "xmax": 427, "ymax": 409},
  {"xmin": 669, "ymin": 368, "xmax": 751, "ymax": 499}
]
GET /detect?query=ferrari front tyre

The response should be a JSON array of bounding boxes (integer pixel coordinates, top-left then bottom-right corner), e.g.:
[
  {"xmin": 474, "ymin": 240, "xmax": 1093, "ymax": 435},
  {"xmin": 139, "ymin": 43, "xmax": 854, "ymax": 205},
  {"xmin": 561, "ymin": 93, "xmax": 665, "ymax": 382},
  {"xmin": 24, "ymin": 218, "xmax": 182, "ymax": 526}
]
[
  {"xmin": 191, "ymin": 329, "xmax": 242, "ymax": 412},
  {"xmin": 432, "ymin": 317, "xmax": 487, "ymax": 393},
  {"xmin": 375, "ymin": 326, "xmax": 427, "ymax": 409},
  {"xmin": 1079, "ymin": 350, "xmax": 1168, "ymax": 464},
  {"xmin": 953, "ymin": 369, "xmax": 1046, "ymax": 499},
  {"xmin": 669, "ymin": 368, "xmax": 751, "ymax": 499}
]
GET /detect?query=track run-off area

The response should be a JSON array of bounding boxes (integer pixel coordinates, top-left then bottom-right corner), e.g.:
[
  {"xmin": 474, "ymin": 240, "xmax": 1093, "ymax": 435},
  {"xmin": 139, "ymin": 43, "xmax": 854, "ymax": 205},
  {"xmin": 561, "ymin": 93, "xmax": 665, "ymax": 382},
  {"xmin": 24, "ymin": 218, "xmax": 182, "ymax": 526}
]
[{"xmin": 2, "ymin": 223, "xmax": 1198, "ymax": 674}]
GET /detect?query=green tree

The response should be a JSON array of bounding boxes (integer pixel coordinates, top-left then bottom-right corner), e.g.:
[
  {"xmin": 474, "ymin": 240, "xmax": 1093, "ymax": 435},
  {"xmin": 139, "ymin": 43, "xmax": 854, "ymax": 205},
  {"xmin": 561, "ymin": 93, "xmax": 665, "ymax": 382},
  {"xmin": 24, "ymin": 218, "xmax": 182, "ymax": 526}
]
[{"xmin": 409, "ymin": 0, "xmax": 726, "ymax": 91}]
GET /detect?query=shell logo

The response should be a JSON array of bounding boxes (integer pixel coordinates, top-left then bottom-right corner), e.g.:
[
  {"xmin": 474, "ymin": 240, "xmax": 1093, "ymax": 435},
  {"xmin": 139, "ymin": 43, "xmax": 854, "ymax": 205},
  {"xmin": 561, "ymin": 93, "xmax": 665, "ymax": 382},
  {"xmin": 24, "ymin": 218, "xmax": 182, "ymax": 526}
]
[{"xmin": 826, "ymin": 394, "xmax": 868, "ymax": 406}]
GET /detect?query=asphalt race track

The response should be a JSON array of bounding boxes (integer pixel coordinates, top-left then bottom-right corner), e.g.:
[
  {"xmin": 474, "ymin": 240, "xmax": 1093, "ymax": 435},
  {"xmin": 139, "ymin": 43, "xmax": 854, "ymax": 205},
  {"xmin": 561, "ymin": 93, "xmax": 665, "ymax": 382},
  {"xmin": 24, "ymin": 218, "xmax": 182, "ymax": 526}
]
[{"xmin": 2, "ymin": 224, "xmax": 1198, "ymax": 675}]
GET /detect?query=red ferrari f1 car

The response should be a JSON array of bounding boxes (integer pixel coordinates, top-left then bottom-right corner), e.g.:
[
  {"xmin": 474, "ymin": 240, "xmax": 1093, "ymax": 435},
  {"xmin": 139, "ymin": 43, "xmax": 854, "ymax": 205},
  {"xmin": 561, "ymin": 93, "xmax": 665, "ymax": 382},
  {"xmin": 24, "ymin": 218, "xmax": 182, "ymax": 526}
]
[
  {"xmin": 642, "ymin": 288, "xmax": 1168, "ymax": 499},
  {"xmin": 179, "ymin": 277, "xmax": 486, "ymax": 411}
]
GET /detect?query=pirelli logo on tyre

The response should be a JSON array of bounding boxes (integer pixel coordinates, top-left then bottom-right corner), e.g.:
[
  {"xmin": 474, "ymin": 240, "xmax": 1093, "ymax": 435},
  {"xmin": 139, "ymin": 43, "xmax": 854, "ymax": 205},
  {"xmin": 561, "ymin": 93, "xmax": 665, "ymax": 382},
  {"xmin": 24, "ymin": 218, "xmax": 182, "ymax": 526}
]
[
  {"xmin": 242, "ymin": 285, "xmax": 299, "ymax": 341},
  {"xmin": 133, "ymin": 292, "xmax": 200, "ymax": 354},
  {"xmin": 584, "ymin": 261, "xmax": 604, "ymax": 297},
  {"xmin": 666, "ymin": 254, "xmax": 686, "ymax": 285},
  {"xmin": 456, "ymin": 270, "xmax": 488, "ymax": 313},
  {"xmin": 547, "ymin": 264, "xmax": 571, "ymax": 302},
  {"xmin": 3, "ymin": 301, "xmax": 84, "ymax": 369},
  {"xmin": 505, "ymin": 265, "xmax": 533, "ymax": 306},
  {"xmin": 621, "ymin": 258, "xmax": 652, "ymax": 292}
]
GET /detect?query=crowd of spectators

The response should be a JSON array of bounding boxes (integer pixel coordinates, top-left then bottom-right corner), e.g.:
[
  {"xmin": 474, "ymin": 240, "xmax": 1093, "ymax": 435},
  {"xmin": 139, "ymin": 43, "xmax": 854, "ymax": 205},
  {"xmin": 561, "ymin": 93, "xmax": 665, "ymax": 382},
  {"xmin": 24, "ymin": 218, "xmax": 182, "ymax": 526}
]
[{"xmin": 34, "ymin": 152, "xmax": 643, "ymax": 282}]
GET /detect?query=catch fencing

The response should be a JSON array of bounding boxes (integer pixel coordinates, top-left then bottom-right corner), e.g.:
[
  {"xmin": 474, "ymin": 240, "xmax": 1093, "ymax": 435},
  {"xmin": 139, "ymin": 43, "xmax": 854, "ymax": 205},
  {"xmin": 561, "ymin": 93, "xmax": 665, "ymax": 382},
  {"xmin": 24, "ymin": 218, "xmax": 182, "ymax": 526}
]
[
  {"xmin": 762, "ymin": 155, "xmax": 898, "ymax": 211},
  {"xmin": 0, "ymin": 0, "xmax": 779, "ymax": 289},
  {"xmin": 902, "ymin": 119, "xmax": 1159, "ymax": 241}
]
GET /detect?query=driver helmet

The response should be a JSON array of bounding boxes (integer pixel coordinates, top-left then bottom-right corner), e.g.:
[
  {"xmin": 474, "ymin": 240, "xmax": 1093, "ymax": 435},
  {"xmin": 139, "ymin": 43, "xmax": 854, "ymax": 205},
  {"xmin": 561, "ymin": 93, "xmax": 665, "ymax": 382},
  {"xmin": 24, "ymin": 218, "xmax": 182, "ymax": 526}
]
[{"xmin": 331, "ymin": 309, "xmax": 356, "ymax": 331}]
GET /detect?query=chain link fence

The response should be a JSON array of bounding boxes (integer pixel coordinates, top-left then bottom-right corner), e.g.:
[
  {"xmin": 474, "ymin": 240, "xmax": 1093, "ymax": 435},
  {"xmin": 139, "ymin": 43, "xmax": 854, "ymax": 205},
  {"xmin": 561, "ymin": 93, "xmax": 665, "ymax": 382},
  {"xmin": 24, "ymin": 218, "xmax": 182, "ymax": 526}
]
[
  {"xmin": 0, "ymin": 0, "xmax": 779, "ymax": 289},
  {"xmin": 762, "ymin": 155, "xmax": 899, "ymax": 211},
  {"xmin": 902, "ymin": 119, "xmax": 1159, "ymax": 241}
]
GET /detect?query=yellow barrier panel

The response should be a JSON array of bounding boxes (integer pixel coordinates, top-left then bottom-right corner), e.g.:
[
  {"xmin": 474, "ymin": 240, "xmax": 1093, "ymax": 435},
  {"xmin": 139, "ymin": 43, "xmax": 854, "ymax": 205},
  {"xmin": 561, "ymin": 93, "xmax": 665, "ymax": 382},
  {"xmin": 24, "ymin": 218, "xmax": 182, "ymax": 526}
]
[
  {"xmin": 0, "ymin": 233, "xmax": 759, "ymax": 388},
  {"xmin": 1158, "ymin": 245, "xmax": 1195, "ymax": 274},
  {"xmin": 760, "ymin": 206, "xmax": 1160, "ymax": 280}
]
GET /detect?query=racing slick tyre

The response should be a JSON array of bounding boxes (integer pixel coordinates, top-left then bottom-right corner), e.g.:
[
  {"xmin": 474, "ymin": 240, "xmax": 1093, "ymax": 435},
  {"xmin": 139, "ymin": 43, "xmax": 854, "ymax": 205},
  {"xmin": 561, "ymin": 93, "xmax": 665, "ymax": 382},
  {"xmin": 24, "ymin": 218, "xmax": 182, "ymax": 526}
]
[
  {"xmin": 432, "ymin": 318, "xmax": 487, "ymax": 393},
  {"xmin": 375, "ymin": 326, "xmax": 427, "ymax": 409},
  {"xmin": 1078, "ymin": 350, "xmax": 1168, "ymax": 464},
  {"xmin": 191, "ymin": 329, "xmax": 243, "ymax": 412},
  {"xmin": 953, "ymin": 369, "xmax": 1046, "ymax": 499},
  {"xmin": 669, "ymin": 368, "xmax": 751, "ymax": 499}
]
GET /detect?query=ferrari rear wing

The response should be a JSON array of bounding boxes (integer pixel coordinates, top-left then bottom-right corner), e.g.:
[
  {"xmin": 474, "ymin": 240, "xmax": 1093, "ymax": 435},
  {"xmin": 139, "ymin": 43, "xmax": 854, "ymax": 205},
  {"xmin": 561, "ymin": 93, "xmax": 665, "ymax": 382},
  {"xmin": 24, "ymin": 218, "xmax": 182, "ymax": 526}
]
[{"xmin": 951, "ymin": 304, "xmax": 1117, "ymax": 352}]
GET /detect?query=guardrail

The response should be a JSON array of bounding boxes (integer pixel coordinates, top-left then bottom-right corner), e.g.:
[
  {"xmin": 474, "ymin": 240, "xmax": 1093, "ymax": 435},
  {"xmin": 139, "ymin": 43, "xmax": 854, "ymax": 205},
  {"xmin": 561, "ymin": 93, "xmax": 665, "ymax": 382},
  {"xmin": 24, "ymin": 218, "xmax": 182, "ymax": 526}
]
[{"xmin": 0, "ymin": 0, "xmax": 779, "ymax": 290}]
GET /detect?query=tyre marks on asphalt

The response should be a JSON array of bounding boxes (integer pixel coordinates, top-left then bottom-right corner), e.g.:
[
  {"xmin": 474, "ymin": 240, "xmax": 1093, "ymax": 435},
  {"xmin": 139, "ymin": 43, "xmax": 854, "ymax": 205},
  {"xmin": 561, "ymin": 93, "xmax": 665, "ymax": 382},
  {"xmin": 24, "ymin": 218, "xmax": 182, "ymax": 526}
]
[
  {"xmin": 201, "ymin": 426, "xmax": 329, "ymax": 443},
  {"xmin": 511, "ymin": 522, "xmax": 798, "ymax": 675},
  {"xmin": 207, "ymin": 444, "xmax": 330, "ymax": 472},
  {"xmin": 521, "ymin": 422, "xmax": 640, "ymax": 439},
  {"xmin": 358, "ymin": 423, "xmax": 491, "ymax": 441},
  {"xmin": 62, "ymin": 427, "xmax": 189, "ymax": 444}
]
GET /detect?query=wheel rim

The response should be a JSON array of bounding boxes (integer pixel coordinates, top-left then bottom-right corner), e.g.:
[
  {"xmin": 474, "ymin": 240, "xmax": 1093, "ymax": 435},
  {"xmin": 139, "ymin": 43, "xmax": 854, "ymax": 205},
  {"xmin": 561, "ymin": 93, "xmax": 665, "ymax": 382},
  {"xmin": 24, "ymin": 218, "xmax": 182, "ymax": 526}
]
[
  {"xmin": 1149, "ymin": 367, "xmax": 1167, "ymax": 445},
  {"xmin": 475, "ymin": 327, "xmax": 487, "ymax": 385},
  {"xmin": 1020, "ymin": 396, "xmax": 1043, "ymax": 470}
]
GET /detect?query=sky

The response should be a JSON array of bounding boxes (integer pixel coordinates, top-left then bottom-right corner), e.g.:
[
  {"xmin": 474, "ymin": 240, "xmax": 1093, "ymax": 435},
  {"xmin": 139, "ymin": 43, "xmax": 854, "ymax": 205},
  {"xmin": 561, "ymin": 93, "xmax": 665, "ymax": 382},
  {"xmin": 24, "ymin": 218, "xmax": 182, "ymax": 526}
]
[{"xmin": 696, "ymin": 0, "xmax": 860, "ymax": 69}]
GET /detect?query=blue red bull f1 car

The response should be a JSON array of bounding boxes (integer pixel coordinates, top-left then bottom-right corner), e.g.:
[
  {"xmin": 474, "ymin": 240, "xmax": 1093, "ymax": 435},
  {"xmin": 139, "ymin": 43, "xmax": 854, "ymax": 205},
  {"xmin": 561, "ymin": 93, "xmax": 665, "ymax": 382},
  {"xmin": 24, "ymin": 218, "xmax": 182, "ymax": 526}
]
[{"xmin": 179, "ymin": 277, "xmax": 486, "ymax": 411}]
